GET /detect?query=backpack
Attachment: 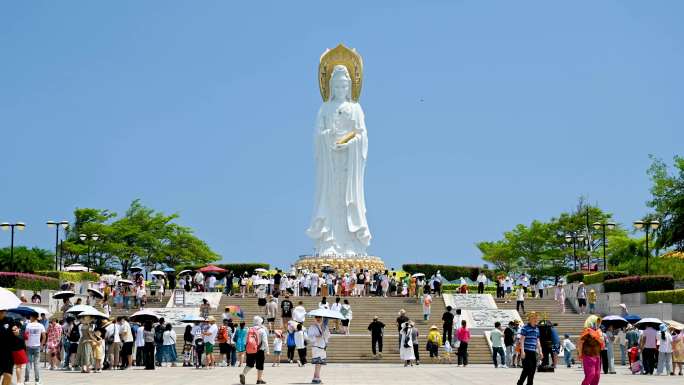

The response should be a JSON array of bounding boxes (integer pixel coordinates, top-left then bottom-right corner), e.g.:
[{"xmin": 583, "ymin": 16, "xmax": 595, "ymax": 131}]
[
  {"xmin": 245, "ymin": 326, "xmax": 261, "ymax": 354},
  {"xmin": 69, "ymin": 325, "xmax": 80, "ymax": 342},
  {"xmin": 218, "ymin": 326, "xmax": 228, "ymax": 343},
  {"xmin": 340, "ymin": 306, "xmax": 349, "ymax": 318},
  {"xmin": 154, "ymin": 325, "xmax": 164, "ymax": 344}
]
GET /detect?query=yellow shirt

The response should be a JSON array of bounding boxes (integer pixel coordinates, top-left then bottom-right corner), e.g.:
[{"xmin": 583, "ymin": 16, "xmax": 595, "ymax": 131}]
[{"xmin": 428, "ymin": 330, "xmax": 442, "ymax": 344}]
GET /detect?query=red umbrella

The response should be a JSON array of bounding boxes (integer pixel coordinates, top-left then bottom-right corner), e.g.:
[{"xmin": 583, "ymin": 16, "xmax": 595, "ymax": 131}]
[{"xmin": 197, "ymin": 264, "xmax": 227, "ymax": 273}]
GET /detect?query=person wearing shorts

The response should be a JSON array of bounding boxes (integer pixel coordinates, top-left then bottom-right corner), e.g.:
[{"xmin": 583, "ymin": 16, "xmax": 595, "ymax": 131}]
[
  {"xmin": 203, "ymin": 316, "xmax": 218, "ymax": 368},
  {"xmin": 239, "ymin": 316, "xmax": 269, "ymax": 385},
  {"xmin": 308, "ymin": 316, "xmax": 330, "ymax": 384}
]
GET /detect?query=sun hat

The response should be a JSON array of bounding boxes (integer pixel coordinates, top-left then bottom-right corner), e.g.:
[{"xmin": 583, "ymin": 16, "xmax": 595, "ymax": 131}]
[{"xmin": 207, "ymin": 316, "xmax": 216, "ymax": 323}]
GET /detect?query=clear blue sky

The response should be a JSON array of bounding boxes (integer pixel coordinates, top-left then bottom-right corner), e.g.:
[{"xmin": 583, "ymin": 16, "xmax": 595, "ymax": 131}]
[{"xmin": 1, "ymin": 1, "xmax": 681, "ymax": 270}]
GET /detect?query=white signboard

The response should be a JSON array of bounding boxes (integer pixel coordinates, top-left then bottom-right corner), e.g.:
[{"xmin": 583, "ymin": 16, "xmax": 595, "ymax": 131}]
[{"xmin": 166, "ymin": 291, "xmax": 221, "ymax": 309}]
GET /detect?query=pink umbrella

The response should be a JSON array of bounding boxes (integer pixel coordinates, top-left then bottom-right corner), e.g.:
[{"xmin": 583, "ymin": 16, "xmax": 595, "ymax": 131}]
[{"xmin": 197, "ymin": 265, "xmax": 227, "ymax": 273}]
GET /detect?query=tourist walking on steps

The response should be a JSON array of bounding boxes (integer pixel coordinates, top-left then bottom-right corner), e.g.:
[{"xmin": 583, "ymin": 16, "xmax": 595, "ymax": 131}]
[
  {"xmin": 240, "ymin": 316, "xmax": 269, "ymax": 385},
  {"xmin": 516, "ymin": 312, "xmax": 541, "ymax": 385},
  {"xmin": 295, "ymin": 323, "xmax": 307, "ymax": 366},
  {"xmin": 410, "ymin": 321, "xmax": 420, "ymax": 365},
  {"xmin": 490, "ymin": 322, "xmax": 506, "ymax": 368},
  {"xmin": 577, "ymin": 282, "xmax": 588, "ymax": 315},
  {"xmin": 555, "ymin": 282, "xmax": 566, "ymax": 313},
  {"xmin": 441, "ymin": 306, "xmax": 454, "ymax": 345},
  {"xmin": 142, "ymin": 321, "xmax": 156, "ymax": 370},
  {"xmin": 399, "ymin": 322, "xmax": 416, "ymax": 367},
  {"xmin": 308, "ymin": 315, "xmax": 330, "ymax": 384},
  {"xmin": 427, "ymin": 325, "xmax": 441, "ymax": 360},
  {"xmin": 423, "ymin": 293, "xmax": 432, "ymax": 321},
  {"xmin": 641, "ymin": 324, "xmax": 658, "ymax": 375},
  {"xmin": 456, "ymin": 320, "xmax": 470, "ymax": 367},
  {"xmin": 340, "ymin": 299, "xmax": 352, "ymax": 335},
  {"xmin": 234, "ymin": 321, "xmax": 247, "ymax": 367},
  {"xmin": 367, "ymin": 316, "xmax": 385, "ymax": 358},
  {"xmin": 504, "ymin": 321, "xmax": 517, "ymax": 367},
  {"xmin": 11, "ymin": 324, "xmax": 28, "ymax": 385},
  {"xmin": 396, "ymin": 309, "xmax": 409, "ymax": 347},
  {"xmin": 516, "ymin": 286, "xmax": 525, "ymax": 315}
]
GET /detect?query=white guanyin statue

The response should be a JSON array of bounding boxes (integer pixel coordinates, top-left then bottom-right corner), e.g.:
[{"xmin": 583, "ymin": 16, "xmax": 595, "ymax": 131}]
[{"xmin": 306, "ymin": 44, "xmax": 371, "ymax": 257}]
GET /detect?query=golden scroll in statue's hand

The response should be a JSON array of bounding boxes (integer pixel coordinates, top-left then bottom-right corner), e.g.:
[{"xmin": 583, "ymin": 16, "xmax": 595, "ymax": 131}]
[{"xmin": 336, "ymin": 131, "xmax": 356, "ymax": 145}]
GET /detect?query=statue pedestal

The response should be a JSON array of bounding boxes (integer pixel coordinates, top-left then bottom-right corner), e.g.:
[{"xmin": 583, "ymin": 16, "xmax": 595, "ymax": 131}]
[{"xmin": 293, "ymin": 255, "xmax": 386, "ymax": 273}]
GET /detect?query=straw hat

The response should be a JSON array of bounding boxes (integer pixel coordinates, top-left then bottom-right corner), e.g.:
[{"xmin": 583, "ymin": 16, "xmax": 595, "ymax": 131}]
[
  {"xmin": 430, "ymin": 325, "xmax": 438, "ymax": 330},
  {"xmin": 207, "ymin": 316, "xmax": 216, "ymax": 323}
]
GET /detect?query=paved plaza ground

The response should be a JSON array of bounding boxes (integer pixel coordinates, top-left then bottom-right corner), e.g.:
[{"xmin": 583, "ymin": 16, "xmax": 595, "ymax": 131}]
[{"xmin": 38, "ymin": 364, "xmax": 682, "ymax": 385}]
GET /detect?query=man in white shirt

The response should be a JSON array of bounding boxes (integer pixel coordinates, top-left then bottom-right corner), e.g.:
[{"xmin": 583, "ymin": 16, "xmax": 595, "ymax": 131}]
[
  {"xmin": 477, "ymin": 272, "xmax": 488, "ymax": 294},
  {"xmin": 293, "ymin": 301, "xmax": 307, "ymax": 324},
  {"xmin": 330, "ymin": 297, "xmax": 342, "ymax": 332},
  {"xmin": 105, "ymin": 319, "xmax": 121, "ymax": 369},
  {"xmin": 208, "ymin": 275, "xmax": 217, "ymax": 292},
  {"xmin": 239, "ymin": 316, "xmax": 269, "ymax": 385},
  {"xmin": 24, "ymin": 313, "xmax": 46, "ymax": 385},
  {"xmin": 25, "ymin": 314, "xmax": 45, "ymax": 385},
  {"xmin": 203, "ymin": 316, "xmax": 219, "ymax": 367}
]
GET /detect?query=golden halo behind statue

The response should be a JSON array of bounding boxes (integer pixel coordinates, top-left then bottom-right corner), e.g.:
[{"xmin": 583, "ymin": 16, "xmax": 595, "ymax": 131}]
[{"xmin": 319, "ymin": 43, "xmax": 363, "ymax": 102}]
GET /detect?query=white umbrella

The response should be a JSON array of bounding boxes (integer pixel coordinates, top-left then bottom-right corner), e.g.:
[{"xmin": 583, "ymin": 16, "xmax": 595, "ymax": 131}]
[
  {"xmin": 52, "ymin": 291, "xmax": 76, "ymax": 300},
  {"xmin": 255, "ymin": 268, "xmax": 268, "ymax": 273},
  {"xmin": 87, "ymin": 288, "xmax": 104, "ymax": 299},
  {"xmin": 130, "ymin": 309, "xmax": 160, "ymax": 322},
  {"xmin": 130, "ymin": 266, "xmax": 143, "ymax": 272},
  {"xmin": 635, "ymin": 317, "xmax": 664, "ymax": 330},
  {"xmin": 307, "ymin": 308, "xmax": 345, "ymax": 319},
  {"xmin": 117, "ymin": 279, "xmax": 134, "ymax": 285},
  {"xmin": 150, "ymin": 270, "xmax": 166, "ymax": 276},
  {"xmin": 178, "ymin": 270, "xmax": 192, "ymax": 276},
  {"xmin": 254, "ymin": 279, "xmax": 270, "ymax": 286},
  {"xmin": 412, "ymin": 273, "xmax": 425, "ymax": 278},
  {"xmin": 77, "ymin": 309, "xmax": 108, "ymax": 319},
  {"xmin": 0, "ymin": 287, "xmax": 21, "ymax": 311},
  {"xmin": 65, "ymin": 304, "xmax": 97, "ymax": 315}
]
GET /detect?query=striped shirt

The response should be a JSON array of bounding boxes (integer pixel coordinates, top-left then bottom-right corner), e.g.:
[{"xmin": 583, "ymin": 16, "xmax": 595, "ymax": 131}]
[{"xmin": 520, "ymin": 324, "xmax": 539, "ymax": 352}]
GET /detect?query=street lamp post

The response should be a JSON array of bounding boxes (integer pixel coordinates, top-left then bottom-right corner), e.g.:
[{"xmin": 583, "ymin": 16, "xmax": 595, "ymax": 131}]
[
  {"xmin": 47, "ymin": 220, "xmax": 69, "ymax": 270},
  {"xmin": 633, "ymin": 220, "xmax": 660, "ymax": 274},
  {"xmin": 565, "ymin": 232, "xmax": 586, "ymax": 272},
  {"xmin": 593, "ymin": 221, "xmax": 616, "ymax": 271},
  {"xmin": 79, "ymin": 233, "xmax": 100, "ymax": 272},
  {"xmin": 0, "ymin": 222, "xmax": 26, "ymax": 261}
]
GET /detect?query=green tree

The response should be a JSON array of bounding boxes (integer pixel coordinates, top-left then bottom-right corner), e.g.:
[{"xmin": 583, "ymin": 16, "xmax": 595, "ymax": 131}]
[
  {"xmin": 0, "ymin": 247, "xmax": 54, "ymax": 272},
  {"xmin": 647, "ymin": 155, "xmax": 684, "ymax": 251}
]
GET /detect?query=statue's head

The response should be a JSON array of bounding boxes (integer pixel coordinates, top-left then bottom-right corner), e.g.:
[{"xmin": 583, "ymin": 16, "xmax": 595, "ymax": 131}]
[{"xmin": 330, "ymin": 65, "xmax": 351, "ymax": 102}]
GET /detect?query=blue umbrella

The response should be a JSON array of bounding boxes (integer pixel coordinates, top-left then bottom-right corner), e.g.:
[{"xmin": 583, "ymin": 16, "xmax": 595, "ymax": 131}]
[
  {"xmin": 624, "ymin": 314, "xmax": 641, "ymax": 324},
  {"xmin": 163, "ymin": 267, "xmax": 176, "ymax": 273},
  {"xmin": 8, "ymin": 306, "xmax": 39, "ymax": 318}
]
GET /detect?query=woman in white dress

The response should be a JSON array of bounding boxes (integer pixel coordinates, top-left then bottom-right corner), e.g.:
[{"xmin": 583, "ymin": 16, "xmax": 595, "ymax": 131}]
[{"xmin": 400, "ymin": 322, "xmax": 416, "ymax": 366}]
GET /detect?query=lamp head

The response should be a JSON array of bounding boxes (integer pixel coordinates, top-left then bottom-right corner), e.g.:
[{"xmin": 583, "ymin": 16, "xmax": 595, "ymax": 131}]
[
  {"xmin": 650, "ymin": 220, "xmax": 660, "ymax": 230},
  {"xmin": 79, "ymin": 234, "xmax": 87, "ymax": 241},
  {"xmin": 634, "ymin": 220, "xmax": 644, "ymax": 230}
]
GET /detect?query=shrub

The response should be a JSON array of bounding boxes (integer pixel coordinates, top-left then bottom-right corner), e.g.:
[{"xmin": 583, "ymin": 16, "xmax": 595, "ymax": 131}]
[
  {"xmin": 583, "ymin": 271, "xmax": 629, "ymax": 285},
  {"xmin": 402, "ymin": 264, "xmax": 493, "ymax": 281},
  {"xmin": 603, "ymin": 275, "xmax": 674, "ymax": 294},
  {"xmin": 566, "ymin": 272, "xmax": 584, "ymax": 283},
  {"xmin": 35, "ymin": 271, "xmax": 100, "ymax": 282},
  {"xmin": 646, "ymin": 289, "xmax": 684, "ymax": 304},
  {"xmin": 0, "ymin": 272, "xmax": 60, "ymax": 291}
]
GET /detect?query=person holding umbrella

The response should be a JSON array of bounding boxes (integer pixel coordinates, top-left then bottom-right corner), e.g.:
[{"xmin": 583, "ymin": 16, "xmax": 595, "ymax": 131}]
[{"xmin": 308, "ymin": 314, "xmax": 330, "ymax": 384}]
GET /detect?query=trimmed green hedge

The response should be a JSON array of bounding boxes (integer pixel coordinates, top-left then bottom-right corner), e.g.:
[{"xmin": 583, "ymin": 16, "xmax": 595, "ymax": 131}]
[
  {"xmin": 603, "ymin": 275, "xmax": 674, "ymax": 294},
  {"xmin": 177, "ymin": 263, "xmax": 270, "ymax": 275},
  {"xmin": 402, "ymin": 264, "xmax": 493, "ymax": 281},
  {"xmin": 35, "ymin": 271, "xmax": 100, "ymax": 282},
  {"xmin": 583, "ymin": 271, "xmax": 629, "ymax": 285},
  {"xmin": 566, "ymin": 272, "xmax": 584, "ymax": 283},
  {"xmin": 0, "ymin": 272, "xmax": 60, "ymax": 291},
  {"xmin": 646, "ymin": 289, "xmax": 684, "ymax": 304}
]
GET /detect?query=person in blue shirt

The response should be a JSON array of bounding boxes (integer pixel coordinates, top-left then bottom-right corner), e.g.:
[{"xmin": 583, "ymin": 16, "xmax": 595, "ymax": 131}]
[{"xmin": 517, "ymin": 312, "xmax": 541, "ymax": 385}]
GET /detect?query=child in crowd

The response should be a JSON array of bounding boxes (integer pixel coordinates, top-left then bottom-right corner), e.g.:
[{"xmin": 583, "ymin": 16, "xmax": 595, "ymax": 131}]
[
  {"xmin": 295, "ymin": 323, "xmax": 307, "ymax": 367},
  {"xmin": 93, "ymin": 330, "xmax": 105, "ymax": 372},
  {"xmin": 272, "ymin": 330, "xmax": 283, "ymax": 367},
  {"xmin": 441, "ymin": 340, "xmax": 453, "ymax": 363},
  {"xmin": 562, "ymin": 334, "xmax": 576, "ymax": 368}
]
